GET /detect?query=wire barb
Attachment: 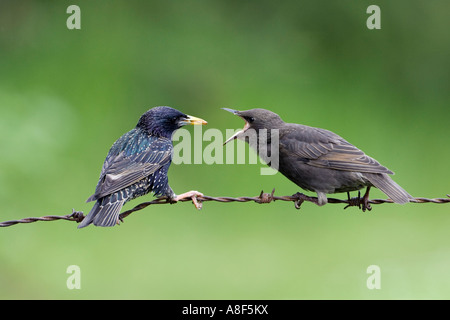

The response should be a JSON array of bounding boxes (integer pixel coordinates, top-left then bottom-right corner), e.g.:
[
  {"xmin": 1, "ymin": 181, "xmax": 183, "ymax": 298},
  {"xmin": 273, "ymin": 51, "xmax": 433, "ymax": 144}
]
[{"xmin": 0, "ymin": 192, "xmax": 449, "ymax": 228}]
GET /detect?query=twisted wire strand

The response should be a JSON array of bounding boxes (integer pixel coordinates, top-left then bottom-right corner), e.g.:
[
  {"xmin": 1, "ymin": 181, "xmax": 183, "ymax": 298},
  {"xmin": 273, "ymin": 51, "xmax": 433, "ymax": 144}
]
[{"xmin": 1, "ymin": 192, "xmax": 449, "ymax": 228}]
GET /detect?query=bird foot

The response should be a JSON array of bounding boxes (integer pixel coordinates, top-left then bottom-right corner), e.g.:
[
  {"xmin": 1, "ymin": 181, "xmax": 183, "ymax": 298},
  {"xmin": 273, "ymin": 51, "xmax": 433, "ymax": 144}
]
[
  {"xmin": 172, "ymin": 191, "xmax": 204, "ymax": 210},
  {"xmin": 70, "ymin": 209, "xmax": 85, "ymax": 224},
  {"xmin": 344, "ymin": 190, "xmax": 372, "ymax": 212},
  {"xmin": 292, "ymin": 192, "xmax": 319, "ymax": 209},
  {"xmin": 362, "ymin": 189, "xmax": 372, "ymax": 212}
]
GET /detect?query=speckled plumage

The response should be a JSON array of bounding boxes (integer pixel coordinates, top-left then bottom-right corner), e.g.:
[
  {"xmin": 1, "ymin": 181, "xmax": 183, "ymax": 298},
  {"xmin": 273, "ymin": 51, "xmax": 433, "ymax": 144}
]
[{"xmin": 78, "ymin": 106, "xmax": 204, "ymax": 228}]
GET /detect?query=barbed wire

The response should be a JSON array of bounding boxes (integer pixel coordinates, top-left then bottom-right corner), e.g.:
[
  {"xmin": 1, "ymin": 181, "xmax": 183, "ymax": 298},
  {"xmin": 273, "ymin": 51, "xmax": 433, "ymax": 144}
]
[{"xmin": 0, "ymin": 190, "xmax": 449, "ymax": 228}]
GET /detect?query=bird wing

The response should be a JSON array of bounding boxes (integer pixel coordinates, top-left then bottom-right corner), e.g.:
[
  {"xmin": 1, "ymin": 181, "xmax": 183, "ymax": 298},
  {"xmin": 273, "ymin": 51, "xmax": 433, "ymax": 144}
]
[
  {"xmin": 279, "ymin": 125, "xmax": 393, "ymax": 174},
  {"xmin": 87, "ymin": 133, "xmax": 173, "ymax": 202}
]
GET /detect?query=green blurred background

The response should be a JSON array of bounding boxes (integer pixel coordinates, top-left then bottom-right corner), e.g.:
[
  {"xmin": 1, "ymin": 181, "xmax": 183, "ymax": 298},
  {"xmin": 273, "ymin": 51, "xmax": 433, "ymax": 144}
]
[{"xmin": 0, "ymin": 0, "xmax": 449, "ymax": 299}]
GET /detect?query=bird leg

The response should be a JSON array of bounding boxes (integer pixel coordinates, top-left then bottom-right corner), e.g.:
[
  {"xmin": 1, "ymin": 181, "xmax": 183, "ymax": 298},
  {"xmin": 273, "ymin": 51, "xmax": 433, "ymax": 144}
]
[
  {"xmin": 172, "ymin": 191, "xmax": 204, "ymax": 210},
  {"xmin": 361, "ymin": 186, "xmax": 372, "ymax": 212}
]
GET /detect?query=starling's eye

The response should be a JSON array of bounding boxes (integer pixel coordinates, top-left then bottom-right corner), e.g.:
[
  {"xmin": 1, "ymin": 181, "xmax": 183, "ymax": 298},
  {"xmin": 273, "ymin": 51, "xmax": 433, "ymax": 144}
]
[{"xmin": 248, "ymin": 117, "xmax": 255, "ymax": 123}]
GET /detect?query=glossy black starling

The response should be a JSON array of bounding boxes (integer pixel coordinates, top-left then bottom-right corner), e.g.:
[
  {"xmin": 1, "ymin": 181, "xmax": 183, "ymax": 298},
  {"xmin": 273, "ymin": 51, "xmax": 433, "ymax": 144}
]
[
  {"xmin": 223, "ymin": 108, "xmax": 413, "ymax": 210},
  {"xmin": 78, "ymin": 106, "xmax": 207, "ymax": 228}
]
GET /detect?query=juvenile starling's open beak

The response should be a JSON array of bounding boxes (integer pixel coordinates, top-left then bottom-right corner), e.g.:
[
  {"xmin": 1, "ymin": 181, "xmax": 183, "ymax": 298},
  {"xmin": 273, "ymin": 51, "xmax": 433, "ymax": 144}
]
[
  {"xmin": 222, "ymin": 108, "xmax": 240, "ymax": 115},
  {"xmin": 180, "ymin": 115, "xmax": 207, "ymax": 126},
  {"xmin": 222, "ymin": 108, "xmax": 251, "ymax": 145}
]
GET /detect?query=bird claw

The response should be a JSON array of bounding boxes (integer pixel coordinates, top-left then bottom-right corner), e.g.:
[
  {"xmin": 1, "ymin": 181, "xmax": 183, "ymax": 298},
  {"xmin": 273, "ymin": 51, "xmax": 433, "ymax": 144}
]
[
  {"xmin": 71, "ymin": 209, "xmax": 85, "ymax": 224},
  {"xmin": 292, "ymin": 192, "xmax": 318, "ymax": 209},
  {"xmin": 191, "ymin": 195, "xmax": 203, "ymax": 210},
  {"xmin": 362, "ymin": 201, "xmax": 372, "ymax": 212},
  {"xmin": 362, "ymin": 200, "xmax": 372, "ymax": 212},
  {"xmin": 294, "ymin": 199, "xmax": 304, "ymax": 209}
]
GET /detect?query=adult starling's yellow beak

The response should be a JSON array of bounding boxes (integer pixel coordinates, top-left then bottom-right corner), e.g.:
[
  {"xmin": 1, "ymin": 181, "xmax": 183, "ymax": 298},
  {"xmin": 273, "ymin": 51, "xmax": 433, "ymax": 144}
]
[{"xmin": 180, "ymin": 115, "xmax": 208, "ymax": 126}]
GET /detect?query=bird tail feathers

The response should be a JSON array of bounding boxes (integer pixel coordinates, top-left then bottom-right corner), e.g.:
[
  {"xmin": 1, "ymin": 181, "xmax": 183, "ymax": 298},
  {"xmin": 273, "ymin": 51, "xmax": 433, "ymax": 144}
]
[
  {"xmin": 363, "ymin": 173, "xmax": 413, "ymax": 204},
  {"xmin": 78, "ymin": 197, "xmax": 126, "ymax": 228}
]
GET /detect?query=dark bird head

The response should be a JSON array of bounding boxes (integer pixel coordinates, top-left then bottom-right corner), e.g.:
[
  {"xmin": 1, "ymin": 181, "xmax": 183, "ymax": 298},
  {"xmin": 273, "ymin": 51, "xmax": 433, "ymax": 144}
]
[
  {"xmin": 137, "ymin": 106, "xmax": 207, "ymax": 138},
  {"xmin": 222, "ymin": 108, "xmax": 285, "ymax": 144}
]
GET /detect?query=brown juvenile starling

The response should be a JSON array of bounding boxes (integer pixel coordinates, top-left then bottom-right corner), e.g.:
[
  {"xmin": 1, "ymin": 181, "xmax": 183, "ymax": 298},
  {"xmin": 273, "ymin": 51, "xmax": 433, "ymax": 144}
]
[
  {"xmin": 78, "ymin": 106, "xmax": 207, "ymax": 228},
  {"xmin": 223, "ymin": 108, "xmax": 413, "ymax": 210}
]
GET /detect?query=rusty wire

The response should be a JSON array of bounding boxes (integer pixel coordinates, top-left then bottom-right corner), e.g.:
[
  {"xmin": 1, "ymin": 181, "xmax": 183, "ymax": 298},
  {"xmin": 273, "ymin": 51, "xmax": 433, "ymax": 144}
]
[{"xmin": 0, "ymin": 191, "xmax": 449, "ymax": 228}]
